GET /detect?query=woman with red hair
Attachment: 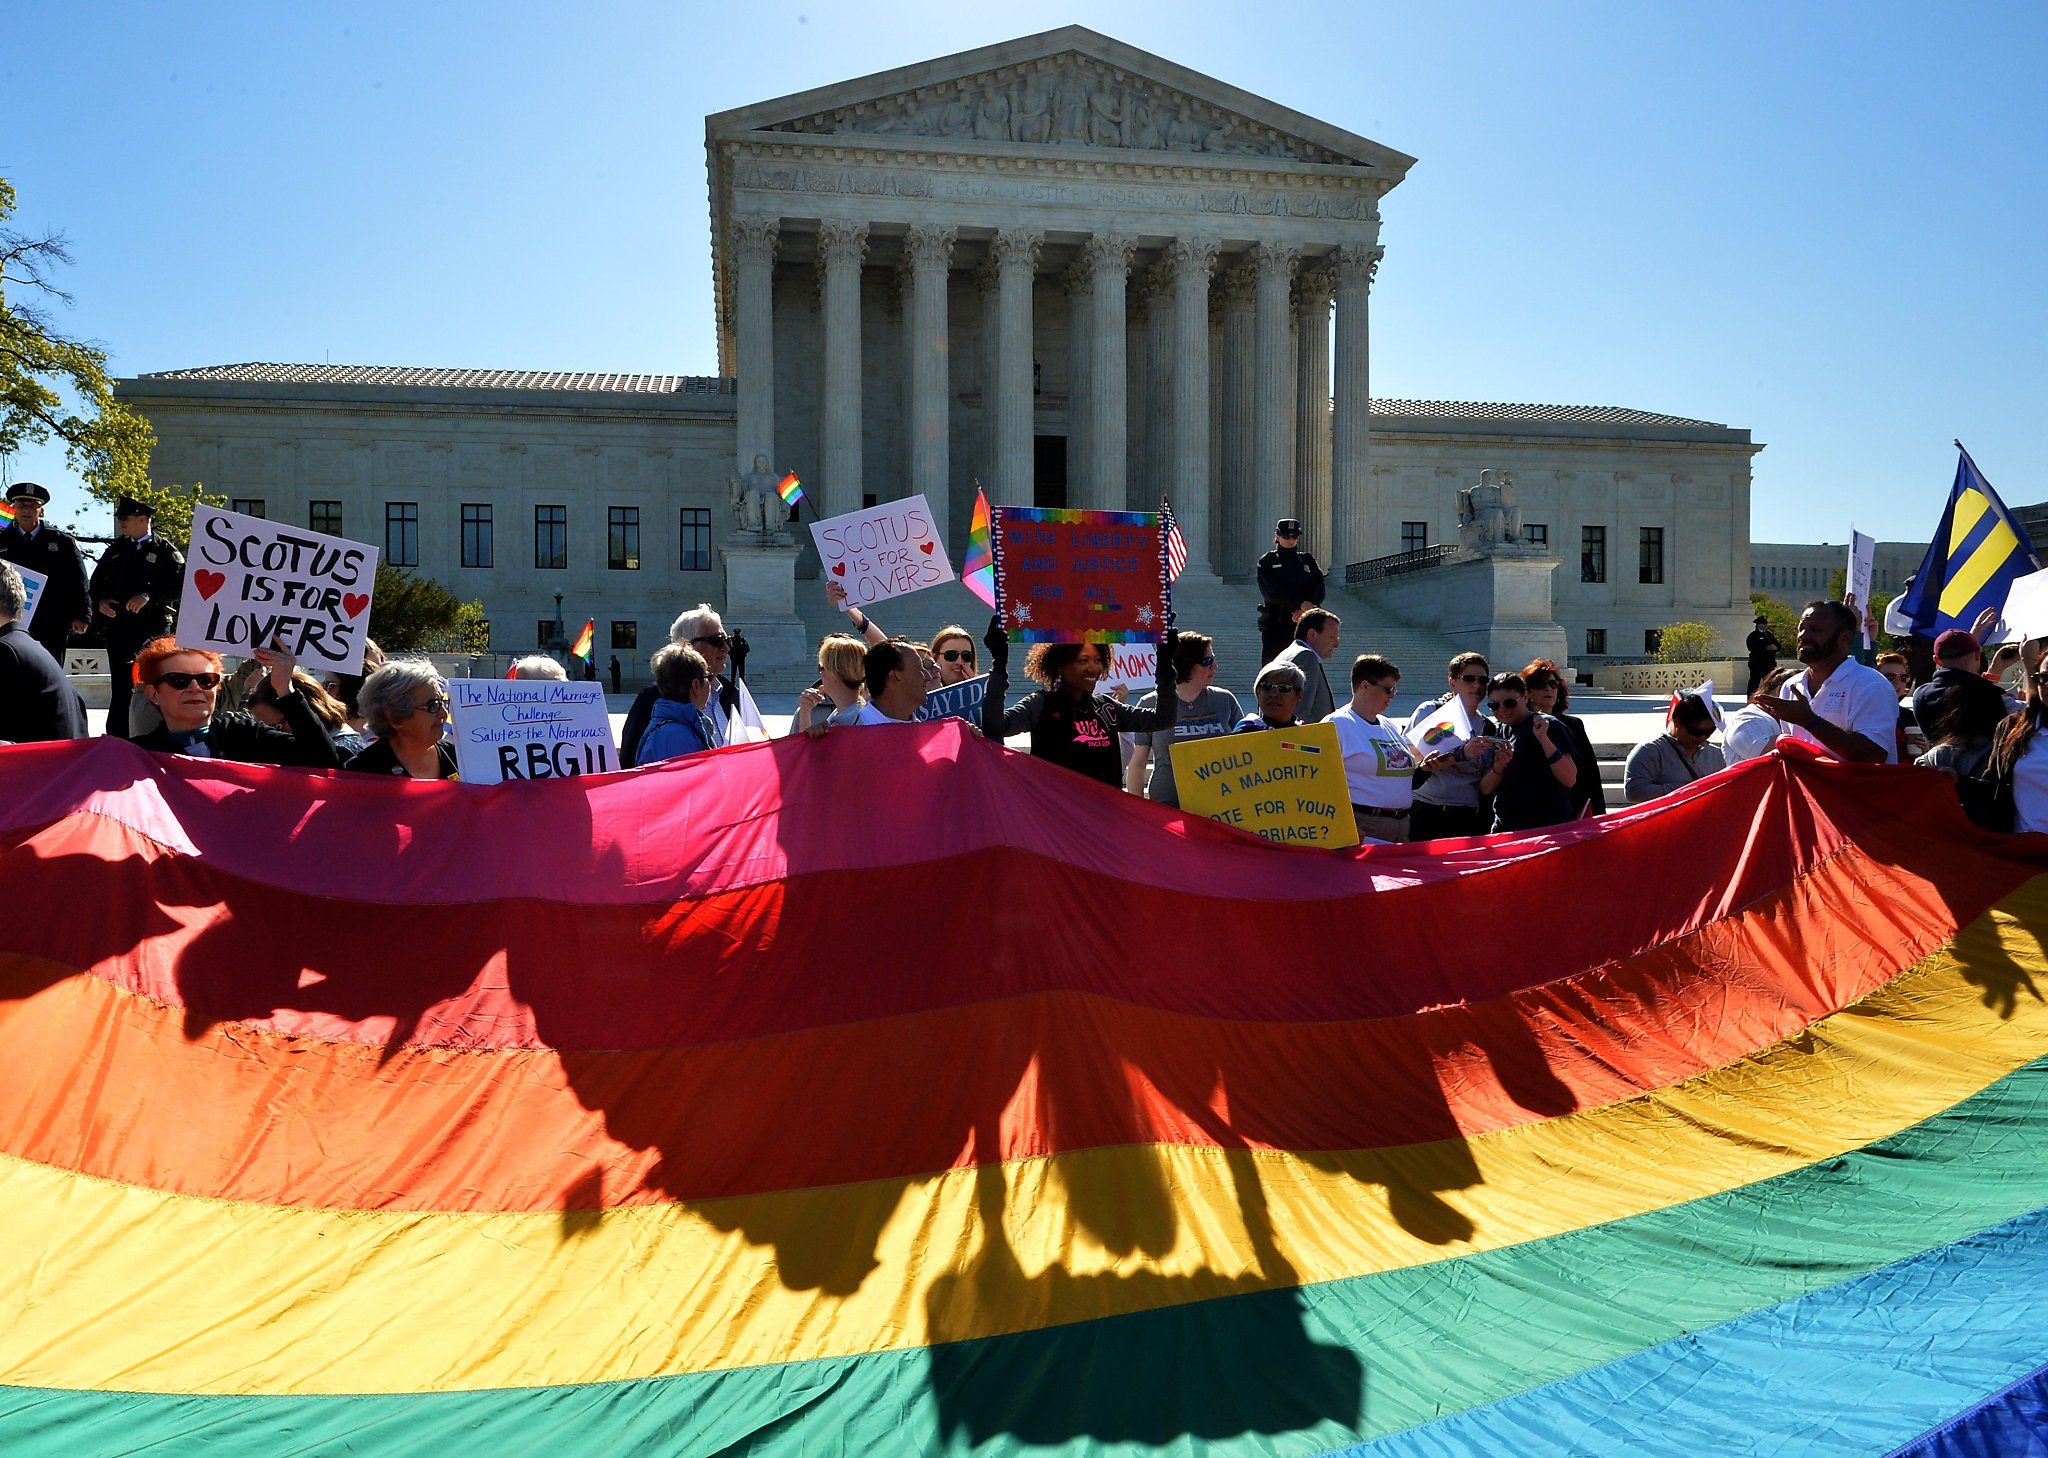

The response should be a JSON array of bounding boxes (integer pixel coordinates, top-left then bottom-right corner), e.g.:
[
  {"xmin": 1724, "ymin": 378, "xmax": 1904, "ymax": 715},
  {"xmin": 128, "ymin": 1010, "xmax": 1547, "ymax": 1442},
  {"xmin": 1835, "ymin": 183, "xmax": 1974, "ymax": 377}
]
[{"xmin": 129, "ymin": 637, "xmax": 344, "ymax": 768}]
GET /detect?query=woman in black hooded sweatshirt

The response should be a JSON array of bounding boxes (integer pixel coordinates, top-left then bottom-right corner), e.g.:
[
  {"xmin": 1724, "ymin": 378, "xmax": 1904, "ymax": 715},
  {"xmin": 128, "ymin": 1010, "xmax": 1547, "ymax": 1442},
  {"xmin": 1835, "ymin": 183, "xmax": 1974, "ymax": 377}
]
[{"xmin": 980, "ymin": 618, "xmax": 1177, "ymax": 788}]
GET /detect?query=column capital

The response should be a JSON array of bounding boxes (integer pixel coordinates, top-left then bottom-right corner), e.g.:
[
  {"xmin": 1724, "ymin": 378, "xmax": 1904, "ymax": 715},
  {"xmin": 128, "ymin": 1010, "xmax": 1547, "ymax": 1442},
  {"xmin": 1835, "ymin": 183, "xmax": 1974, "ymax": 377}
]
[
  {"xmin": 1332, "ymin": 244, "xmax": 1384, "ymax": 289},
  {"xmin": 1250, "ymin": 240, "xmax": 1301, "ymax": 281},
  {"xmin": 1168, "ymin": 237, "xmax": 1222, "ymax": 279},
  {"xmin": 1083, "ymin": 232, "xmax": 1137, "ymax": 278},
  {"xmin": 1294, "ymin": 262, "xmax": 1336, "ymax": 312},
  {"xmin": 1215, "ymin": 259, "xmax": 1258, "ymax": 311},
  {"xmin": 975, "ymin": 255, "xmax": 1002, "ymax": 298},
  {"xmin": 729, "ymin": 215, "xmax": 780, "ymax": 265},
  {"xmin": 1061, "ymin": 260, "xmax": 1094, "ymax": 300},
  {"xmin": 815, "ymin": 220, "xmax": 869, "ymax": 271},
  {"xmin": 1136, "ymin": 255, "xmax": 1176, "ymax": 306},
  {"xmin": 903, "ymin": 224, "xmax": 957, "ymax": 275},
  {"xmin": 990, "ymin": 228, "xmax": 1044, "ymax": 274}
]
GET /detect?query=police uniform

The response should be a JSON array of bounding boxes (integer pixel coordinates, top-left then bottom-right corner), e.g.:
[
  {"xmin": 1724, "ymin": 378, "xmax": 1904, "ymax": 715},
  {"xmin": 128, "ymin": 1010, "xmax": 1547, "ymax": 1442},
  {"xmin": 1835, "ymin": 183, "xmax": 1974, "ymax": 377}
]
[
  {"xmin": 88, "ymin": 500, "xmax": 185, "ymax": 740},
  {"xmin": 1254, "ymin": 519, "xmax": 1327, "ymax": 667},
  {"xmin": 0, "ymin": 483, "xmax": 91, "ymax": 663}
]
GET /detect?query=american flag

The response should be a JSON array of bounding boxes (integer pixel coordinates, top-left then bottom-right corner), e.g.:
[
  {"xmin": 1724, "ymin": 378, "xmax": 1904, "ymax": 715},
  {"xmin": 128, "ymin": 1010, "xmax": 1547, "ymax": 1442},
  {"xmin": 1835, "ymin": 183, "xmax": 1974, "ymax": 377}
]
[{"xmin": 1160, "ymin": 496, "xmax": 1188, "ymax": 581}]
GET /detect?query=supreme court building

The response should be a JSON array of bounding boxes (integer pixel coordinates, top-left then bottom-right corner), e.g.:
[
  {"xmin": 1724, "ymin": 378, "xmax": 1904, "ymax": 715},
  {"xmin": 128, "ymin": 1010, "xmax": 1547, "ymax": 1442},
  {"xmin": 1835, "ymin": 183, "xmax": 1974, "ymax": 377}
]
[{"xmin": 120, "ymin": 27, "xmax": 1758, "ymax": 673}]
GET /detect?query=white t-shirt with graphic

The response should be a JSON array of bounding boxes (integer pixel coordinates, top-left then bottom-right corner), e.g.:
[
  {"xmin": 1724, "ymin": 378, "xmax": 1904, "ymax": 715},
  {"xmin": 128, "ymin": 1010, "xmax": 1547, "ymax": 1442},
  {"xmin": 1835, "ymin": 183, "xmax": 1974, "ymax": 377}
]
[
  {"xmin": 1326, "ymin": 703, "xmax": 1420, "ymax": 809},
  {"xmin": 1784, "ymin": 659, "xmax": 1899, "ymax": 764}
]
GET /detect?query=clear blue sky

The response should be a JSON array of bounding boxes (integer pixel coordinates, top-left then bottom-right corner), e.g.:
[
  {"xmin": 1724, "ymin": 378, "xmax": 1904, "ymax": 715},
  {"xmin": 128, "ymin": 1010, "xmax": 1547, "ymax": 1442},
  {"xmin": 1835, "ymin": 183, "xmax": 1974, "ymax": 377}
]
[{"xmin": 6, "ymin": 0, "xmax": 2043, "ymax": 546}]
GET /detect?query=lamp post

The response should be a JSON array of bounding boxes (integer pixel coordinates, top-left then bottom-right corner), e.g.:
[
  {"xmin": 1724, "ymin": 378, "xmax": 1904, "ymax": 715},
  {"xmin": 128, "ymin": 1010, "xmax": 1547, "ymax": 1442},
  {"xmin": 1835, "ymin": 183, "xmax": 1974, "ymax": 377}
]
[{"xmin": 553, "ymin": 593, "xmax": 563, "ymax": 643}]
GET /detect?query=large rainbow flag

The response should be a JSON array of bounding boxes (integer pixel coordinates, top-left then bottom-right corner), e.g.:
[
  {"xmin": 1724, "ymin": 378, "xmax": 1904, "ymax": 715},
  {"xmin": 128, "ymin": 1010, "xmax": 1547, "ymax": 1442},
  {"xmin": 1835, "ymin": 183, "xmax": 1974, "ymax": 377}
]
[{"xmin": 2, "ymin": 730, "xmax": 2046, "ymax": 1455}]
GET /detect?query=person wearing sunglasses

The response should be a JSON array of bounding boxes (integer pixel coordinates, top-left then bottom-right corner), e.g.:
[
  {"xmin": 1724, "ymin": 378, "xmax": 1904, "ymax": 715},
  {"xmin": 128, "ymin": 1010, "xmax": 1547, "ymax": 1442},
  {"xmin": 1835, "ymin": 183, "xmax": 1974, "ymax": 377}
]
[
  {"xmin": 1476, "ymin": 671, "xmax": 1578, "ymax": 832},
  {"xmin": 1520, "ymin": 657, "xmax": 1605, "ymax": 819},
  {"xmin": 635, "ymin": 643, "xmax": 721, "ymax": 764},
  {"xmin": 1125, "ymin": 632, "xmax": 1241, "ymax": 806},
  {"xmin": 619, "ymin": 603, "xmax": 768, "ymax": 765},
  {"xmin": 1236, "ymin": 662, "xmax": 1307, "ymax": 733},
  {"xmin": 1410, "ymin": 651, "xmax": 1496, "ymax": 841},
  {"xmin": 1622, "ymin": 693, "xmax": 1726, "ymax": 806},
  {"xmin": 130, "ymin": 635, "xmax": 343, "ymax": 768},
  {"xmin": 342, "ymin": 659, "xmax": 460, "ymax": 780},
  {"xmin": 929, "ymin": 625, "xmax": 980, "ymax": 687},
  {"xmin": 1328, "ymin": 654, "xmax": 1416, "ymax": 841}
]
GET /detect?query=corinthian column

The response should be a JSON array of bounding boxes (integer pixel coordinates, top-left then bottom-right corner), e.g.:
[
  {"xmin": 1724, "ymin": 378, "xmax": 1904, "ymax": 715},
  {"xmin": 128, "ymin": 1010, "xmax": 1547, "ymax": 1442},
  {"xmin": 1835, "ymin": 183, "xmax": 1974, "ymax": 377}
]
[
  {"xmin": 730, "ymin": 216, "xmax": 780, "ymax": 473},
  {"xmin": 1063, "ymin": 262, "xmax": 1092, "ymax": 497},
  {"xmin": 990, "ymin": 228, "xmax": 1042, "ymax": 504},
  {"xmin": 1217, "ymin": 260, "xmax": 1257, "ymax": 579},
  {"xmin": 1125, "ymin": 274, "xmax": 1150, "ymax": 511},
  {"xmin": 1144, "ymin": 256, "xmax": 1175, "ymax": 509},
  {"xmin": 1083, "ymin": 233, "xmax": 1135, "ymax": 510},
  {"xmin": 1294, "ymin": 262, "xmax": 1334, "ymax": 558},
  {"xmin": 904, "ymin": 224, "xmax": 956, "ymax": 542},
  {"xmin": 1168, "ymin": 238, "xmax": 1219, "ymax": 571},
  {"xmin": 1251, "ymin": 242, "xmax": 1300, "ymax": 553},
  {"xmin": 815, "ymin": 220, "xmax": 868, "ymax": 525},
  {"xmin": 1331, "ymin": 244, "xmax": 1382, "ymax": 567}
]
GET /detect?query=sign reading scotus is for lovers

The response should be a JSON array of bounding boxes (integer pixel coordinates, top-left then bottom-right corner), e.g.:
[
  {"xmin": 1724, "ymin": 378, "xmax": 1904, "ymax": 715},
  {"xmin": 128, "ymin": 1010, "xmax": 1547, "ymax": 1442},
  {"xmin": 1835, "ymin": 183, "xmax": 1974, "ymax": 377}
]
[
  {"xmin": 176, "ymin": 505, "xmax": 379, "ymax": 674},
  {"xmin": 1170, "ymin": 721, "xmax": 1359, "ymax": 849},
  {"xmin": 808, "ymin": 495, "xmax": 954, "ymax": 607}
]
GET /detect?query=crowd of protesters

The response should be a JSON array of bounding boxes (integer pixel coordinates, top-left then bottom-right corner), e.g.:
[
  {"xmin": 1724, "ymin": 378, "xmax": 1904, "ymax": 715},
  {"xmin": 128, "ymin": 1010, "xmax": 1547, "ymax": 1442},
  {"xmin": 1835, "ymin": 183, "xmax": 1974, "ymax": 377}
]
[{"xmin": 8, "ymin": 493, "xmax": 2048, "ymax": 844}]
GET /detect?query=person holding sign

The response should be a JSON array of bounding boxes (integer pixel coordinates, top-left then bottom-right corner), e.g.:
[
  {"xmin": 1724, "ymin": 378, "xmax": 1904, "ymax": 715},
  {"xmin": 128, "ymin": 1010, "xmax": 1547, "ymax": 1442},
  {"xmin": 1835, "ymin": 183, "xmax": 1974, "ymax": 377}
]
[
  {"xmin": 636, "ymin": 644, "xmax": 721, "ymax": 764},
  {"xmin": 1477, "ymin": 672, "xmax": 1579, "ymax": 832},
  {"xmin": 1327, "ymin": 655, "xmax": 1418, "ymax": 843},
  {"xmin": 793, "ymin": 635, "xmax": 873, "ymax": 732},
  {"xmin": 1125, "ymin": 633, "xmax": 1242, "ymax": 807},
  {"xmin": 342, "ymin": 661, "xmax": 460, "ymax": 780},
  {"xmin": 90, "ymin": 498, "xmax": 185, "ymax": 741},
  {"xmin": 130, "ymin": 636, "xmax": 343, "ymax": 768},
  {"xmin": 980, "ymin": 617, "xmax": 1177, "ymax": 787}
]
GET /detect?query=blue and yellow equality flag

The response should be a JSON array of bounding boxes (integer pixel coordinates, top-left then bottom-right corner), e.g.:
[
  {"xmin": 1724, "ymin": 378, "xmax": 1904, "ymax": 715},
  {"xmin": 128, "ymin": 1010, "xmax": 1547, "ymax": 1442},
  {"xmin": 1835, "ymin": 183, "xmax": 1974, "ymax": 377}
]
[{"xmin": 1895, "ymin": 444, "xmax": 2040, "ymax": 637}]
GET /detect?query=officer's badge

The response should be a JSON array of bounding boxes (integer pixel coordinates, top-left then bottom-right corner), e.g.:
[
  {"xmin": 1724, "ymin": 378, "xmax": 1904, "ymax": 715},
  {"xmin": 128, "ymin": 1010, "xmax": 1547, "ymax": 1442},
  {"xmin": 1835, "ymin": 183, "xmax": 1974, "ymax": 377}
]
[{"xmin": 145, "ymin": 552, "xmax": 158, "ymax": 563}]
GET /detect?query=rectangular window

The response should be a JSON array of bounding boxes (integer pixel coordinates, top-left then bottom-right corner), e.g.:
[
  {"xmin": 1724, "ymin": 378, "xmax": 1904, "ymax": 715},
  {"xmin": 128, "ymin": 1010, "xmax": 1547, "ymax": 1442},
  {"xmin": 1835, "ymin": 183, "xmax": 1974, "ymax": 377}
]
[
  {"xmin": 534, "ymin": 504, "xmax": 567, "ymax": 569},
  {"xmin": 230, "ymin": 498, "xmax": 265, "ymax": 518},
  {"xmin": 385, "ymin": 501, "xmax": 419, "ymax": 568},
  {"xmin": 537, "ymin": 620, "xmax": 556, "ymax": 648},
  {"xmin": 1586, "ymin": 628, "xmax": 1607, "ymax": 655},
  {"xmin": 1580, "ymin": 525, "xmax": 1607, "ymax": 583},
  {"xmin": 310, "ymin": 500, "xmax": 343, "ymax": 536},
  {"xmin": 1523, "ymin": 523, "xmax": 1548, "ymax": 548},
  {"xmin": 1645, "ymin": 627, "xmax": 1663, "ymax": 655},
  {"xmin": 679, "ymin": 507, "xmax": 711, "ymax": 572},
  {"xmin": 610, "ymin": 620, "xmax": 637, "ymax": 650},
  {"xmin": 1639, "ymin": 526, "xmax": 1665, "ymax": 585},
  {"xmin": 607, "ymin": 506, "xmax": 640, "ymax": 570},
  {"xmin": 461, "ymin": 503, "xmax": 493, "ymax": 568},
  {"xmin": 1401, "ymin": 521, "xmax": 1429, "ymax": 554}
]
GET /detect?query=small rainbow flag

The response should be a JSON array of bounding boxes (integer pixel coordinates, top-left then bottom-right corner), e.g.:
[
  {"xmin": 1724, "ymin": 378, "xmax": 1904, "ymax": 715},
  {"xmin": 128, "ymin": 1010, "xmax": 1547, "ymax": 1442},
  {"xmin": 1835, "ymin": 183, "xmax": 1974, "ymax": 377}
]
[
  {"xmin": 963, "ymin": 486, "xmax": 996, "ymax": 609},
  {"xmin": 570, "ymin": 620, "xmax": 594, "ymax": 661},
  {"xmin": 776, "ymin": 473, "xmax": 804, "ymax": 508},
  {"xmin": 0, "ymin": 501, "xmax": 14, "ymax": 526}
]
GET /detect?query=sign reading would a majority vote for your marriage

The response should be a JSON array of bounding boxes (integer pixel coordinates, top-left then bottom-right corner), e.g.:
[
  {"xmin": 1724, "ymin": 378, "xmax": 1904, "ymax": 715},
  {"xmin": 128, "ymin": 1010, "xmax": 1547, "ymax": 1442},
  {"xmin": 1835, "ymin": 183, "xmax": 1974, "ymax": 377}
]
[
  {"xmin": 176, "ymin": 505, "xmax": 379, "ymax": 674},
  {"xmin": 992, "ymin": 506, "xmax": 1169, "ymax": 643},
  {"xmin": 808, "ymin": 495, "xmax": 955, "ymax": 606},
  {"xmin": 1170, "ymin": 720, "xmax": 1360, "ymax": 850},
  {"xmin": 445, "ymin": 679, "xmax": 617, "ymax": 785}
]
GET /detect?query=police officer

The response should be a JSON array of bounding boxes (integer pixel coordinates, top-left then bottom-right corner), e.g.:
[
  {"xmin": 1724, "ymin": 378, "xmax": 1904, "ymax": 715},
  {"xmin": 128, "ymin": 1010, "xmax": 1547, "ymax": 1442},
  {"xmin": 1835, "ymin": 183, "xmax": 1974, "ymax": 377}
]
[
  {"xmin": 1255, "ymin": 517, "xmax": 1326, "ymax": 667},
  {"xmin": 88, "ymin": 497, "xmax": 184, "ymax": 739},
  {"xmin": 0, "ymin": 482, "xmax": 92, "ymax": 663}
]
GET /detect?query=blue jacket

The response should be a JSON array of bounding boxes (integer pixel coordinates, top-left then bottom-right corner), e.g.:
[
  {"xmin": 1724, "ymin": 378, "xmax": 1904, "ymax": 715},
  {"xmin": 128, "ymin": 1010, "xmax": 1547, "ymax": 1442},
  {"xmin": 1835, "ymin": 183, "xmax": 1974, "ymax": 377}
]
[{"xmin": 635, "ymin": 697, "xmax": 717, "ymax": 765}]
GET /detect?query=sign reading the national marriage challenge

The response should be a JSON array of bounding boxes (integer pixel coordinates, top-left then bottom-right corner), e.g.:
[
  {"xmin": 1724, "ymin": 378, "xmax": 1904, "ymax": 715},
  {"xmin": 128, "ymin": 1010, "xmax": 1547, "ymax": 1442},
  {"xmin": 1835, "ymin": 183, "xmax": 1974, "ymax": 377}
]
[
  {"xmin": 177, "ymin": 504, "xmax": 379, "ymax": 673},
  {"xmin": 12, "ymin": 562, "xmax": 47, "ymax": 630},
  {"xmin": 1170, "ymin": 721, "xmax": 1359, "ymax": 849},
  {"xmin": 808, "ymin": 495, "xmax": 954, "ymax": 606},
  {"xmin": 993, "ymin": 506, "xmax": 1168, "ymax": 643},
  {"xmin": 446, "ymin": 679, "xmax": 616, "ymax": 785}
]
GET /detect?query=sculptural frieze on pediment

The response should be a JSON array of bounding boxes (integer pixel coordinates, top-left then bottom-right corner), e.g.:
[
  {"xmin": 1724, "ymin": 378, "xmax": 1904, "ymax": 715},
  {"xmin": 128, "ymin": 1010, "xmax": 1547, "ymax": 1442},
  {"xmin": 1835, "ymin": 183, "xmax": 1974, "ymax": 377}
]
[{"xmin": 762, "ymin": 54, "xmax": 1351, "ymax": 165}]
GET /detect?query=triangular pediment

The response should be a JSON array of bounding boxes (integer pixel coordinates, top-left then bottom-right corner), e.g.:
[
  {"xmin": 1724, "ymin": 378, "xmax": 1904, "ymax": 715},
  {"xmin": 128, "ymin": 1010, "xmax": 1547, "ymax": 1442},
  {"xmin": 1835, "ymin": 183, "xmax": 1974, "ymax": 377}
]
[{"xmin": 706, "ymin": 26, "xmax": 1414, "ymax": 176}]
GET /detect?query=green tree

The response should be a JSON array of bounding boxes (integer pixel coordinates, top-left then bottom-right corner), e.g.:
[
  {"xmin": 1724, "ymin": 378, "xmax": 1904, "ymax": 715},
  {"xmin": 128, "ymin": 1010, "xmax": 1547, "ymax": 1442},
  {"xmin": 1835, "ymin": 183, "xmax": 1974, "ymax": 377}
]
[
  {"xmin": 368, "ymin": 563, "xmax": 490, "ymax": 654},
  {"xmin": 1750, "ymin": 592, "xmax": 1798, "ymax": 649},
  {"xmin": 0, "ymin": 177, "xmax": 187, "ymax": 525},
  {"xmin": 1651, "ymin": 621, "xmax": 1718, "ymax": 663}
]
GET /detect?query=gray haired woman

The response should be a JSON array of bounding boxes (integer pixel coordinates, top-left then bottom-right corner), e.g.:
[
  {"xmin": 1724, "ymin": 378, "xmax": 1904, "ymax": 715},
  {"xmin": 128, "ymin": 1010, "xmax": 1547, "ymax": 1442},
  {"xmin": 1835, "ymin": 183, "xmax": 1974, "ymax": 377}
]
[{"xmin": 342, "ymin": 658, "xmax": 461, "ymax": 780}]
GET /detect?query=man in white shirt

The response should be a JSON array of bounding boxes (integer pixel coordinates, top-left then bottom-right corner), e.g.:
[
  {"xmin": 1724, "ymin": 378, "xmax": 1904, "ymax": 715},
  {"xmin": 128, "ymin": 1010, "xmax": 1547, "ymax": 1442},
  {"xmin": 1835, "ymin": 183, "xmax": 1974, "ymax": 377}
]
[
  {"xmin": 854, "ymin": 639, "xmax": 932, "ymax": 724},
  {"xmin": 1325, "ymin": 653, "xmax": 1418, "ymax": 842},
  {"xmin": 1755, "ymin": 600, "xmax": 1896, "ymax": 763}
]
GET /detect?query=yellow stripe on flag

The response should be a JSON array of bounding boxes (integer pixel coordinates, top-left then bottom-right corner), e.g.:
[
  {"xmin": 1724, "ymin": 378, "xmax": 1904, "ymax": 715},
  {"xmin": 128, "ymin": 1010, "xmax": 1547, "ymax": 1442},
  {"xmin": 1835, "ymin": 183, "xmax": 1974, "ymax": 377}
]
[{"xmin": 1942, "ymin": 511, "xmax": 2019, "ymax": 617}]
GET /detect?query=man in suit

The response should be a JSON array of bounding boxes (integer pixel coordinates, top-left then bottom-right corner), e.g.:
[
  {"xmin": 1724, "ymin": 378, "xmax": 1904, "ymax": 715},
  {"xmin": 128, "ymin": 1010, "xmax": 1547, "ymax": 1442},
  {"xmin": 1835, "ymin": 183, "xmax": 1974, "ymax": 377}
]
[
  {"xmin": 0, "ymin": 482, "xmax": 91, "ymax": 663},
  {"xmin": 0, "ymin": 563, "xmax": 87, "ymax": 743},
  {"xmin": 1272, "ymin": 608, "xmax": 1342, "ymax": 724},
  {"xmin": 88, "ymin": 497, "xmax": 184, "ymax": 739}
]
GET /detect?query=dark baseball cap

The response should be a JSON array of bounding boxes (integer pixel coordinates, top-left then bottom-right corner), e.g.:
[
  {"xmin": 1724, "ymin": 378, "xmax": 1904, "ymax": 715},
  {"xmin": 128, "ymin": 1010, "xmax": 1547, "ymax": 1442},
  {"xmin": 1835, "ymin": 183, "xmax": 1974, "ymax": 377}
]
[
  {"xmin": 1933, "ymin": 629, "xmax": 1980, "ymax": 660},
  {"xmin": 1275, "ymin": 519, "xmax": 1303, "ymax": 536}
]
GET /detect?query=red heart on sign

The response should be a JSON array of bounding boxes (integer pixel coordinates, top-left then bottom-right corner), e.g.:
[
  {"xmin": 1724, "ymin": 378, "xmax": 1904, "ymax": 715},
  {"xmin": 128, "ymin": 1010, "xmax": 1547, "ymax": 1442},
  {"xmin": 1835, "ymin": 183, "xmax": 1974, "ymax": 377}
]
[
  {"xmin": 193, "ymin": 569, "xmax": 226, "ymax": 599},
  {"xmin": 831, "ymin": 562, "xmax": 846, "ymax": 576},
  {"xmin": 919, "ymin": 541, "xmax": 934, "ymax": 554},
  {"xmin": 342, "ymin": 593, "xmax": 370, "ymax": 619}
]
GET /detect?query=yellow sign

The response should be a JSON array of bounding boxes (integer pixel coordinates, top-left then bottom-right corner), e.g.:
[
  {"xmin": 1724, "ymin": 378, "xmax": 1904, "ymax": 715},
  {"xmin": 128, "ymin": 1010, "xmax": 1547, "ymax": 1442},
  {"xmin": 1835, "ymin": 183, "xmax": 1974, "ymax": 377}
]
[{"xmin": 1170, "ymin": 721, "xmax": 1359, "ymax": 849}]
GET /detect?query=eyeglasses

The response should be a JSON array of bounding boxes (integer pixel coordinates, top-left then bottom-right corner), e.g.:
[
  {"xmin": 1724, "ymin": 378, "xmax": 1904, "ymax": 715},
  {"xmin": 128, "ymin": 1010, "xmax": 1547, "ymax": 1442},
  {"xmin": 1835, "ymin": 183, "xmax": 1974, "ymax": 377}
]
[
  {"xmin": 1488, "ymin": 697, "xmax": 1522, "ymax": 712},
  {"xmin": 692, "ymin": 633, "xmax": 732, "ymax": 649},
  {"xmin": 1365, "ymin": 679, "xmax": 1397, "ymax": 693},
  {"xmin": 1199, "ymin": 655, "xmax": 1216, "ymax": 667},
  {"xmin": 154, "ymin": 671, "xmax": 222, "ymax": 690},
  {"xmin": 413, "ymin": 695, "xmax": 451, "ymax": 715},
  {"xmin": 1457, "ymin": 673, "xmax": 1488, "ymax": 684},
  {"xmin": 1257, "ymin": 681, "xmax": 1300, "ymax": 694},
  {"xmin": 939, "ymin": 649, "xmax": 974, "ymax": 663},
  {"xmin": 1882, "ymin": 671, "xmax": 1909, "ymax": 684},
  {"xmin": 1528, "ymin": 678, "xmax": 1559, "ymax": 691}
]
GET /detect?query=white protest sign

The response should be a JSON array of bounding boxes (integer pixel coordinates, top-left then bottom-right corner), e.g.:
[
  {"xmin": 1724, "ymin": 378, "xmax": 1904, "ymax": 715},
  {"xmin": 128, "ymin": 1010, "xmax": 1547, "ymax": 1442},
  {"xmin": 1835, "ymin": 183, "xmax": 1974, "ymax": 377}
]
[
  {"xmin": 12, "ymin": 562, "xmax": 47, "ymax": 630},
  {"xmin": 1098, "ymin": 642, "xmax": 1158, "ymax": 694},
  {"xmin": 447, "ymin": 679, "xmax": 616, "ymax": 784},
  {"xmin": 1689, "ymin": 678, "xmax": 1726, "ymax": 733},
  {"xmin": 1845, "ymin": 529, "xmax": 1876, "ymax": 648},
  {"xmin": 808, "ymin": 495, "xmax": 954, "ymax": 606},
  {"xmin": 179, "ymin": 504, "xmax": 379, "ymax": 674},
  {"xmin": 1998, "ymin": 568, "xmax": 2048, "ymax": 644},
  {"xmin": 1404, "ymin": 694, "xmax": 1480, "ymax": 757}
]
